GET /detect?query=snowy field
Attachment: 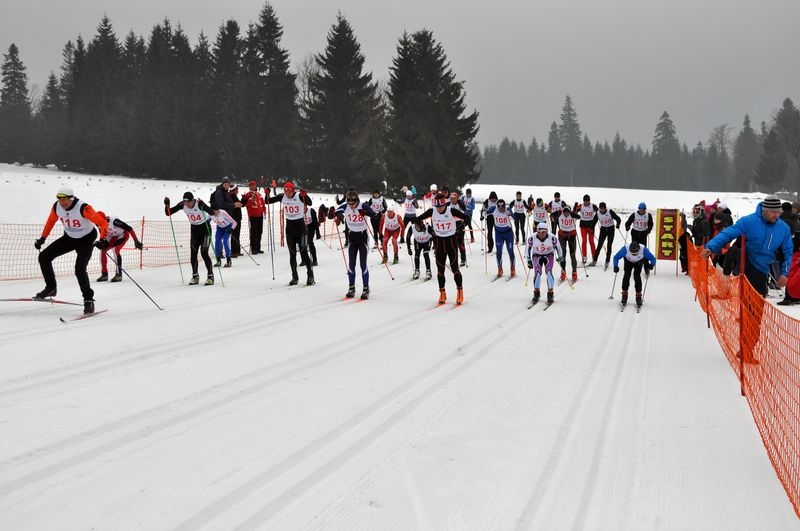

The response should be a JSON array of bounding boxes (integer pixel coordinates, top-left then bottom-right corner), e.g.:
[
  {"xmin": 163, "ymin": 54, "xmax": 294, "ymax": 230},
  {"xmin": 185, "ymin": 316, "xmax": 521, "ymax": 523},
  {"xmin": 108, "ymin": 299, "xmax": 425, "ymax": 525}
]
[{"xmin": 0, "ymin": 164, "xmax": 798, "ymax": 530}]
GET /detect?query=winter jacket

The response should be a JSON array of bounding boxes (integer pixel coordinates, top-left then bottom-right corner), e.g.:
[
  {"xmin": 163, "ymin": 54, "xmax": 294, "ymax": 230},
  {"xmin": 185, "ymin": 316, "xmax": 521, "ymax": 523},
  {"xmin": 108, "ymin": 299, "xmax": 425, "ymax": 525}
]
[
  {"xmin": 787, "ymin": 251, "xmax": 800, "ymax": 299},
  {"xmin": 705, "ymin": 201, "xmax": 794, "ymax": 276}
]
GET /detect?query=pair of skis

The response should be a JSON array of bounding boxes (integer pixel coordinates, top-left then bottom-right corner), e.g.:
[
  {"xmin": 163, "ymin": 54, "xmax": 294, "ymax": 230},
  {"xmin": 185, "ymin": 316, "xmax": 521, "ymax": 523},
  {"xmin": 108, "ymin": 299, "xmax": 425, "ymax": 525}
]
[
  {"xmin": 527, "ymin": 299, "xmax": 554, "ymax": 311},
  {"xmin": 620, "ymin": 302, "xmax": 643, "ymax": 313},
  {"xmin": 0, "ymin": 297, "xmax": 107, "ymax": 322}
]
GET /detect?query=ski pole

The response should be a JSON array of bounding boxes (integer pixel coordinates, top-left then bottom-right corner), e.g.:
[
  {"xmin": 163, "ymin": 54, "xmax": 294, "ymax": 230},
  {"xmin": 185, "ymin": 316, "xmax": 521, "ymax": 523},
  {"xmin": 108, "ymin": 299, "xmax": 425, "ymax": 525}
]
[
  {"xmin": 265, "ymin": 188, "xmax": 275, "ymax": 280},
  {"xmin": 642, "ymin": 268, "xmax": 651, "ymax": 301},
  {"xmin": 365, "ymin": 217, "xmax": 395, "ymax": 280},
  {"xmin": 103, "ymin": 249, "xmax": 164, "ymax": 310},
  {"xmin": 617, "ymin": 226, "xmax": 628, "ymax": 245},
  {"xmin": 333, "ymin": 220, "xmax": 349, "ymax": 272},
  {"xmin": 231, "ymin": 234, "xmax": 260, "ymax": 266},
  {"xmin": 166, "ymin": 204, "xmax": 185, "ymax": 284},
  {"xmin": 609, "ymin": 268, "xmax": 618, "ymax": 299}
]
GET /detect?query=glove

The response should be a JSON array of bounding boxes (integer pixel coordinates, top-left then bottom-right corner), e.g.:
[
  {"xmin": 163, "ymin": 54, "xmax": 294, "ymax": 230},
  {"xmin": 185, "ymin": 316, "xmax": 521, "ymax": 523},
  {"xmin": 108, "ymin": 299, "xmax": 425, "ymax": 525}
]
[
  {"xmin": 34, "ymin": 237, "xmax": 45, "ymax": 250},
  {"xmin": 328, "ymin": 206, "xmax": 335, "ymax": 217},
  {"xmin": 224, "ymin": 227, "xmax": 233, "ymax": 234},
  {"xmin": 358, "ymin": 208, "xmax": 367, "ymax": 216},
  {"xmin": 164, "ymin": 197, "xmax": 170, "ymax": 206},
  {"xmin": 616, "ymin": 223, "xmax": 620, "ymax": 229},
  {"xmin": 94, "ymin": 238, "xmax": 109, "ymax": 250},
  {"xmin": 527, "ymin": 260, "xmax": 533, "ymax": 269},
  {"xmin": 613, "ymin": 266, "xmax": 620, "ymax": 273},
  {"xmin": 645, "ymin": 269, "xmax": 650, "ymax": 277},
  {"xmin": 264, "ymin": 187, "xmax": 270, "ymax": 196},
  {"xmin": 134, "ymin": 241, "xmax": 144, "ymax": 250},
  {"xmin": 480, "ymin": 215, "xmax": 485, "ymax": 221},
  {"xmin": 407, "ymin": 246, "xmax": 412, "ymax": 256},
  {"xmin": 300, "ymin": 189, "xmax": 307, "ymax": 199}
]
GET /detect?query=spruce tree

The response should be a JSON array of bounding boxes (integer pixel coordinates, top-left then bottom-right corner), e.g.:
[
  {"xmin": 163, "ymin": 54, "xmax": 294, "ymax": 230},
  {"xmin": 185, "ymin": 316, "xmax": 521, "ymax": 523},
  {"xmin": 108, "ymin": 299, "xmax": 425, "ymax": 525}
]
[
  {"xmin": 651, "ymin": 111, "xmax": 681, "ymax": 188},
  {"xmin": 302, "ymin": 13, "xmax": 384, "ymax": 191},
  {"xmin": 386, "ymin": 29, "xmax": 478, "ymax": 192},
  {"xmin": 0, "ymin": 43, "xmax": 32, "ymax": 162},
  {"xmin": 213, "ymin": 19, "xmax": 244, "ymax": 177},
  {"xmin": 733, "ymin": 114, "xmax": 759, "ymax": 192},
  {"xmin": 756, "ymin": 128, "xmax": 787, "ymax": 192},
  {"xmin": 774, "ymin": 98, "xmax": 800, "ymax": 197},
  {"xmin": 558, "ymin": 95, "xmax": 582, "ymax": 186},
  {"xmin": 33, "ymin": 72, "xmax": 66, "ymax": 165}
]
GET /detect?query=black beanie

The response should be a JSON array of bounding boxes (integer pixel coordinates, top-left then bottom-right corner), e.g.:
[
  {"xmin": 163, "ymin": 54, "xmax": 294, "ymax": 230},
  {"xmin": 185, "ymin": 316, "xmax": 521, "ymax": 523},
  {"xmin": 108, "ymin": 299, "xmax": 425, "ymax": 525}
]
[{"xmin": 183, "ymin": 192, "xmax": 194, "ymax": 201}]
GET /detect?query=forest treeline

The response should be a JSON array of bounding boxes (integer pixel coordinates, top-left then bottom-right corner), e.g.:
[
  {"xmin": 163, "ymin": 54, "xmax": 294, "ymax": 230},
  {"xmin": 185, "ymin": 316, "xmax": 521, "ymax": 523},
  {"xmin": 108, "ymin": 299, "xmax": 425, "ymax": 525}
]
[{"xmin": 1, "ymin": 3, "xmax": 798, "ymax": 196}]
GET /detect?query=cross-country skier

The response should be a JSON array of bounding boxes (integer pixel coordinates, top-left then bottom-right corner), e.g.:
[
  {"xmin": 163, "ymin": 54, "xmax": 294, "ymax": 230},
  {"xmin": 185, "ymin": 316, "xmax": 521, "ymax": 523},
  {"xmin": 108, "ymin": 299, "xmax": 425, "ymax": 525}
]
[
  {"xmin": 34, "ymin": 186, "xmax": 109, "ymax": 314},
  {"xmin": 526, "ymin": 221, "xmax": 564, "ymax": 305},
  {"xmin": 380, "ymin": 209, "xmax": 405, "ymax": 264},
  {"xmin": 613, "ymin": 240, "xmax": 657, "ymax": 307},
  {"xmin": 210, "ymin": 208, "xmax": 237, "ymax": 268},
  {"xmin": 461, "ymin": 188, "xmax": 476, "ymax": 242},
  {"xmin": 416, "ymin": 193, "xmax": 470, "ymax": 305},
  {"xmin": 574, "ymin": 194, "xmax": 598, "ymax": 264},
  {"xmin": 331, "ymin": 191, "xmax": 376, "ymax": 299},
  {"xmin": 408, "ymin": 219, "xmax": 434, "ymax": 280},
  {"xmin": 95, "ymin": 212, "xmax": 143, "ymax": 282},
  {"xmin": 368, "ymin": 190, "xmax": 388, "ymax": 248},
  {"xmin": 266, "ymin": 182, "xmax": 314, "ymax": 286},
  {"xmin": 510, "ymin": 191, "xmax": 531, "ymax": 243},
  {"xmin": 398, "ymin": 189, "xmax": 418, "ymax": 243},
  {"xmin": 548, "ymin": 192, "xmax": 567, "ymax": 233},
  {"xmin": 486, "ymin": 199, "xmax": 516, "ymax": 278},
  {"xmin": 480, "ymin": 191, "xmax": 499, "ymax": 252},
  {"xmin": 593, "ymin": 201, "xmax": 622, "ymax": 268},
  {"xmin": 556, "ymin": 205, "xmax": 580, "ymax": 282},
  {"xmin": 165, "ymin": 192, "xmax": 215, "ymax": 285},
  {"xmin": 301, "ymin": 205, "xmax": 320, "ymax": 267},
  {"xmin": 531, "ymin": 198, "xmax": 549, "ymax": 229},
  {"xmin": 625, "ymin": 202, "xmax": 654, "ymax": 245}
]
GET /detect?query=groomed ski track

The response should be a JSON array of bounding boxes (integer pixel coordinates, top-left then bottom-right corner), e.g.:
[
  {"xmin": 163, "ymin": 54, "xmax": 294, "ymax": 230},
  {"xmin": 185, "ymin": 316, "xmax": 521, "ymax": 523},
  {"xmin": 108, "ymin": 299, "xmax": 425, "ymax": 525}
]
[{"xmin": 1, "ymin": 252, "xmax": 797, "ymax": 530}]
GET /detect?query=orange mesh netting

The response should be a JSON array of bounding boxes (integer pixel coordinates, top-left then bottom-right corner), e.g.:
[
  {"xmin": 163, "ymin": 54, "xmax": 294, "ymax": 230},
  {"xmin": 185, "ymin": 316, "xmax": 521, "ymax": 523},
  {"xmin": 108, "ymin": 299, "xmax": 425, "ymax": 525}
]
[
  {"xmin": 688, "ymin": 241, "xmax": 800, "ymax": 517},
  {"xmin": 0, "ymin": 215, "xmax": 322, "ymax": 281}
]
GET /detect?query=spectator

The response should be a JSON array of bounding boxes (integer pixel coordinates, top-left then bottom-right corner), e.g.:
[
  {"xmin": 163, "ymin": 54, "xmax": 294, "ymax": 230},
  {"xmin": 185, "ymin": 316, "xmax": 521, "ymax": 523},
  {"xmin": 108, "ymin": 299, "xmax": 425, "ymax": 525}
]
[{"xmin": 242, "ymin": 180, "xmax": 266, "ymax": 254}]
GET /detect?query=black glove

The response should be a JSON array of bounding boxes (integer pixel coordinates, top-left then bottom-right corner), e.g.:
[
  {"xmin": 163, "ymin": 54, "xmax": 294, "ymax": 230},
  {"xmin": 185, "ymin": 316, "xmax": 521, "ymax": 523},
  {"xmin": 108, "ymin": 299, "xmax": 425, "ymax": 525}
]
[
  {"xmin": 134, "ymin": 241, "xmax": 144, "ymax": 250},
  {"xmin": 94, "ymin": 238, "xmax": 109, "ymax": 250},
  {"xmin": 34, "ymin": 237, "xmax": 46, "ymax": 250},
  {"xmin": 407, "ymin": 246, "xmax": 412, "ymax": 256},
  {"xmin": 527, "ymin": 260, "xmax": 533, "ymax": 269},
  {"xmin": 616, "ymin": 223, "xmax": 620, "ymax": 229},
  {"xmin": 164, "ymin": 197, "xmax": 170, "ymax": 206},
  {"xmin": 613, "ymin": 266, "xmax": 620, "ymax": 273},
  {"xmin": 358, "ymin": 208, "xmax": 368, "ymax": 216}
]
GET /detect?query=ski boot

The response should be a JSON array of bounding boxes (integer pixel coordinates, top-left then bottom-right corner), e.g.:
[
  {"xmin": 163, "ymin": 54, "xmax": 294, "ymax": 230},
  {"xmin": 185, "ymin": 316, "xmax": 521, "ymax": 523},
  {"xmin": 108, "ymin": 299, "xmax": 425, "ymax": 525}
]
[
  {"xmin": 83, "ymin": 299, "xmax": 95, "ymax": 315},
  {"xmin": 588, "ymin": 260, "xmax": 597, "ymax": 267},
  {"xmin": 223, "ymin": 257, "xmax": 232, "ymax": 268},
  {"xmin": 572, "ymin": 271, "xmax": 578, "ymax": 282},
  {"xmin": 635, "ymin": 292, "xmax": 643, "ymax": 308},
  {"xmin": 381, "ymin": 255, "xmax": 388, "ymax": 264},
  {"xmin": 604, "ymin": 261, "xmax": 610, "ymax": 271},
  {"xmin": 532, "ymin": 288, "xmax": 541, "ymax": 303},
  {"xmin": 205, "ymin": 275, "xmax": 214, "ymax": 286},
  {"xmin": 496, "ymin": 267, "xmax": 503, "ymax": 278},
  {"xmin": 620, "ymin": 290, "xmax": 628, "ymax": 306},
  {"xmin": 345, "ymin": 285, "xmax": 356, "ymax": 298},
  {"xmin": 189, "ymin": 274, "xmax": 200, "ymax": 285},
  {"xmin": 289, "ymin": 276, "xmax": 299, "ymax": 286},
  {"xmin": 582, "ymin": 256, "xmax": 587, "ymax": 264},
  {"xmin": 392, "ymin": 255, "xmax": 399, "ymax": 265},
  {"xmin": 312, "ymin": 259, "xmax": 318, "ymax": 266},
  {"xmin": 96, "ymin": 273, "xmax": 108, "ymax": 282},
  {"xmin": 34, "ymin": 286, "xmax": 57, "ymax": 300},
  {"xmin": 413, "ymin": 269, "xmax": 420, "ymax": 280},
  {"xmin": 460, "ymin": 258, "xmax": 466, "ymax": 267},
  {"xmin": 361, "ymin": 285, "xmax": 370, "ymax": 300},
  {"xmin": 111, "ymin": 273, "xmax": 122, "ymax": 282},
  {"xmin": 438, "ymin": 288, "xmax": 447, "ymax": 305},
  {"xmin": 456, "ymin": 288, "xmax": 464, "ymax": 305},
  {"xmin": 299, "ymin": 260, "xmax": 308, "ymax": 267},
  {"xmin": 546, "ymin": 289, "xmax": 554, "ymax": 304},
  {"xmin": 425, "ymin": 269, "xmax": 432, "ymax": 280},
  {"xmin": 510, "ymin": 265, "xmax": 516, "ymax": 278},
  {"xmin": 214, "ymin": 257, "xmax": 222, "ymax": 267},
  {"xmin": 560, "ymin": 270, "xmax": 567, "ymax": 281},
  {"xmin": 307, "ymin": 271, "xmax": 315, "ymax": 286}
]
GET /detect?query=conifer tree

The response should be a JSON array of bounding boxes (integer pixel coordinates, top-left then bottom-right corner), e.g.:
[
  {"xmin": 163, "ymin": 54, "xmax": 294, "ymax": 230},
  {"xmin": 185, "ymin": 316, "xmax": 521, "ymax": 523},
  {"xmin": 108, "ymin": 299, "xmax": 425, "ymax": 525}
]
[
  {"xmin": 302, "ymin": 13, "xmax": 384, "ymax": 191},
  {"xmin": 33, "ymin": 72, "xmax": 66, "ymax": 164},
  {"xmin": 0, "ymin": 43, "xmax": 32, "ymax": 162},
  {"xmin": 558, "ymin": 95, "xmax": 582, "ymax": 186},
  {"xmin": 733, "ymin": 114, "xmax": 759, "ymax": 191},
  {"xmin": 651, "ymin": 111, "xmax": 681, "ymax": 188}
]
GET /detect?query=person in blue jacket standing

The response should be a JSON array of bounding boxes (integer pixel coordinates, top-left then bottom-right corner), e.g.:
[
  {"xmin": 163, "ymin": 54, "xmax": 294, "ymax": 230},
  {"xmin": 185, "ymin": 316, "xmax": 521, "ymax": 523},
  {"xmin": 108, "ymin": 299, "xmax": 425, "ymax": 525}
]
[
  {"xmin": 461, "ymin": 188, "xmax": 476, "ymax": 242},
  {"xmin": 700, "ymin": 195, "xmax": 792, "ymax": 296},
  {"xmin": 613, "ymin": 240, "xmax": 657, "ymax": 307}
]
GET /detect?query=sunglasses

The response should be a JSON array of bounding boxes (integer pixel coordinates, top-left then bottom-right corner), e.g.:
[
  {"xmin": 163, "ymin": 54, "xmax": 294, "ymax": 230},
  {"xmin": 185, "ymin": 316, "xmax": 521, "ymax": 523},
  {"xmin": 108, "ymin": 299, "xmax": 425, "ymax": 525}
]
[{"xmin": 56, "ymin": 194, "xmax": 72, "ymax": 199}]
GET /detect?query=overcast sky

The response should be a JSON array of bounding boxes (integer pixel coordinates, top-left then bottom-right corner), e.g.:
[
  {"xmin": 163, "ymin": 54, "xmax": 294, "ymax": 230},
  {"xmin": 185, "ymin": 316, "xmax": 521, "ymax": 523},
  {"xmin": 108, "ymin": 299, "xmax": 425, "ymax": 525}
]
[{"xmin": 2, "ymin": 0, "xmax": 799, "ymax": 150}]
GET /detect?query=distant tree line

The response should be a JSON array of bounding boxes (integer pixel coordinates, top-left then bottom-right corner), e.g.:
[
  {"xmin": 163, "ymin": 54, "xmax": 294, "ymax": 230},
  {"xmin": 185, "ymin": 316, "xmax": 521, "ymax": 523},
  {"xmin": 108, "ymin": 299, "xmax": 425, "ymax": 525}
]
[
  {"xmin": 480, "ymin": 95, "xmax": 800, "ymax": 197},
  {"xmin": 0, "ymin": 3, "xmax": 479, "ymax": 194}
]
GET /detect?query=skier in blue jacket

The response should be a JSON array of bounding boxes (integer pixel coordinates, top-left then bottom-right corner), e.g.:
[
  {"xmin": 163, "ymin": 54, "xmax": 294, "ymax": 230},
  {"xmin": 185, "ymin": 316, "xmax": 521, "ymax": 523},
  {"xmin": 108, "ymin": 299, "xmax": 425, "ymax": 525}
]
[
  {"xmin": 701, "ymin": 195, "xmax": 792, "ymax": 296},
  {"xmin": 613, "ymin": 241, "xmax": 657, "ymax": 307}
]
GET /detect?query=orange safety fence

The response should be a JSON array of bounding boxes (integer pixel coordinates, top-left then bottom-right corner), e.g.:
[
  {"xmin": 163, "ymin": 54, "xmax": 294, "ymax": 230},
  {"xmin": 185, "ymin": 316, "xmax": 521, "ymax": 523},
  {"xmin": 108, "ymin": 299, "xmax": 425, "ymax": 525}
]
[
  {"xmin": 687, "ymin": 242, "xmax": 800, "ymax": 517},
  {"xmin": 0, "ymin": 216, "xmax": 336, "ymax": 281}
]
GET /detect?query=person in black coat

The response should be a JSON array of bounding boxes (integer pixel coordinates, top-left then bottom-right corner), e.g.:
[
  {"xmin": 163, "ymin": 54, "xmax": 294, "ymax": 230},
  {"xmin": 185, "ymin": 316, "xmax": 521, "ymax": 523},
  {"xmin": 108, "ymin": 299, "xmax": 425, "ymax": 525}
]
[{"xmin": 228, "ymin": 183, "xmax": 246, "ymax": 257}]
